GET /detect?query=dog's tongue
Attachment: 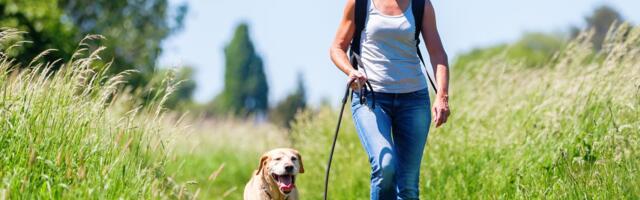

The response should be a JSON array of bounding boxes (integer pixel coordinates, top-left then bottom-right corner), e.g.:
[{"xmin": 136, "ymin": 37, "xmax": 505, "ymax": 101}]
[{"xmin": 277, "ymin": 175, "xmax": 294, "ymax": 191}]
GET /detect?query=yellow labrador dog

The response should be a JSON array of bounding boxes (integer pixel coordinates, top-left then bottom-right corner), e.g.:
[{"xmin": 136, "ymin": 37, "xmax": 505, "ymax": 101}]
[{"xmin": 244, "ymin": 148, "xmax": 304, "ymax": 200}]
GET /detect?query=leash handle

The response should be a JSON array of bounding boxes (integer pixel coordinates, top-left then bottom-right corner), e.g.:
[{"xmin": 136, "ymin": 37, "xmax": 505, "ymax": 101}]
[{"xmin": 350, "ymin": 53, "xmax": 376, "ymax": 109}]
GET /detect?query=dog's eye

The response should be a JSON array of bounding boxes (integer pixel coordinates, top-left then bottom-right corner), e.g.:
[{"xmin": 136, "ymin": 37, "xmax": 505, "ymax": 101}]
[
  {"xmin": 274, "ymin": 157, "xmax": 282, "ymax": 161},
  {"xmin": 291, "ymin": 156, "xmax": 297, "ymax": 161}
]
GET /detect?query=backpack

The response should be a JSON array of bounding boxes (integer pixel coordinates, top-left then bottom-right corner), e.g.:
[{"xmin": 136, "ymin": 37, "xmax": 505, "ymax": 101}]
[{"xmin": 349, "ymin": 0, "xmax": 437, "ymax": 94}]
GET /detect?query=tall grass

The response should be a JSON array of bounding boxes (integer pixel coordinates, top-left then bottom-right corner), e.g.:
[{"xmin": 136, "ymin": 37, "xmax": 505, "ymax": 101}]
[
  {"xmin": 0, "ymin": 29, "xmax": 188, "ymax": 199},
  {"xmin": 2, "ymin": 23, "xmax": 639, "ymax": 199}
]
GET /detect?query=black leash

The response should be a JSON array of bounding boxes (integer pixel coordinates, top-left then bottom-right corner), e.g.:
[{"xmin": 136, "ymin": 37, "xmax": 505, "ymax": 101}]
[
  {"xmin": 322, "ymin": 79, "xmax": 356, "ymax": 200},
  {"xmin": 323, "ymin": 54, "xmax": 375, "ymax": 200}
]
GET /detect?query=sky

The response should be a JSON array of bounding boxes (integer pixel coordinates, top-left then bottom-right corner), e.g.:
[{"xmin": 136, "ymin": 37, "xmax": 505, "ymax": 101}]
[{"xmin": 158, "ymin": 0, "xmax": 640, "ymax": 106}]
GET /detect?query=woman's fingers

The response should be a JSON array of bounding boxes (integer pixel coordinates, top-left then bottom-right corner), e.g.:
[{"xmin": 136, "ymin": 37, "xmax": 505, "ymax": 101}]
[
  {"xmin": 440, "ymin": 108, "xmax": 447, "ymax": 124},
  {"xmin": 348, "ymin": 71, "xmax": 367, "ymax": 90},
  {"xmin": 350, "ymin": 79, "xmax": 362, "ymax": 90},
  {"xmin": 432, "ymin": 106, "xmax": 440, "ymax": 126},
  {"xmin": 433, "ymin": 106, "xmax": 449, "ymax": 128},
  {"xmin": 355, "ymin": 73, "xmax": 367, "ymax": 82},
  {"xmin": 443, "ymin": 108, "xmax": 450, "ymax": 124},
  {"xmin": 349, "ymin": 79, "xmax": 365, "ymax": 90},
  {"xmin": 442, "ymin": 109, "xmax": 449, "ymax": 123}
]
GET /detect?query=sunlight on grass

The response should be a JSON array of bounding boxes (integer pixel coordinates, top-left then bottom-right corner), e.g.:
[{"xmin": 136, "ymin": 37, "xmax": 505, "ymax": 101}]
[{"xmin": 1, "ymin": 24, "xmax": 639, "ymax": 199}]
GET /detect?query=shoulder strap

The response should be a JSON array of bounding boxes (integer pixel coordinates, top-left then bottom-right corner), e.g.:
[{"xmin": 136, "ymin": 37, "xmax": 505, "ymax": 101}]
[
  {"xmin": 411, "ymin": 0, "xmax": 438, "ymax": 94},
  {"xmin": 412, "ymin": 0, "xmax": 424, "ymax": 44},
  {"xmin": 350, "ymin": 0, "xmax": 368, "ymax": 70}
]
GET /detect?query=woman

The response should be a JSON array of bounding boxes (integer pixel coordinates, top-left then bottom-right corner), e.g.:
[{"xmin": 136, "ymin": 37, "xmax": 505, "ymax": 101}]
[{"xmin": 329, "ymin": 0, "xmax": 450, "ymax": 199}]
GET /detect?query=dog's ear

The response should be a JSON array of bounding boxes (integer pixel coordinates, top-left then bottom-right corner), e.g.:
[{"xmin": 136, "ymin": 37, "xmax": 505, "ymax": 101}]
[
  {"xmin": 256, "ymin": 154, "xmax": 269, "ymax": 175},
  {"xmin": 293, "ymin": 150, "xmax": 304, "ymax": 173}
]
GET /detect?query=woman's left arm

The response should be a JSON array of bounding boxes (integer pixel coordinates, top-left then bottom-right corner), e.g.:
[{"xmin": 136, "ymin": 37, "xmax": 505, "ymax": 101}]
[{"xmin": 421, "ymin": 0, "xmax": 450, "ymax": 128}]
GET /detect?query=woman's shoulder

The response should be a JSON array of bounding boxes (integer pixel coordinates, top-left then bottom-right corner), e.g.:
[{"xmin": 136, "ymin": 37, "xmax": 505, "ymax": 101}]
[{"xmin": 344, "ymin": 0, "xmax": 356, "ymax": 10}]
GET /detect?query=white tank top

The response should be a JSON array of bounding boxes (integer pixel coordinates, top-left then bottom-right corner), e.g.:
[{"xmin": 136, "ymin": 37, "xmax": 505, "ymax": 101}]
[{"xmin": 359, "ymin": 0, "xmax": 427, "ymax": 93}]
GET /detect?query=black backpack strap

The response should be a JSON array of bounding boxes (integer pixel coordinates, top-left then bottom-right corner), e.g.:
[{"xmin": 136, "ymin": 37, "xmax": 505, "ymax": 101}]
[
  {"xmin": 412, "ymin": 0, "xmax": 438, "ymax": 94},
  {"xmin": 412, "ymin": 0, "xmax": 425, "ymax": 46},
  {"xmin": 350, "ymin": 0, "xmax": 368, "ymax": 70}
]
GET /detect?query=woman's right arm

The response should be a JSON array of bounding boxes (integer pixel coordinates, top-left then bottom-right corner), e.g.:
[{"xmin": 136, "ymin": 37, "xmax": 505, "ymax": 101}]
[{"xmin": 330, "ymin": 0, "xmax": 367, "ymax": 86}]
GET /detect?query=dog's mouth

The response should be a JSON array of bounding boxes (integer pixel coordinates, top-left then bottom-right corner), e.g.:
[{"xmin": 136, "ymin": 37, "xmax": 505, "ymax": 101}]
[{"xmin": 271, "ymin": 174, "xmax": 296, "ymax": 193}]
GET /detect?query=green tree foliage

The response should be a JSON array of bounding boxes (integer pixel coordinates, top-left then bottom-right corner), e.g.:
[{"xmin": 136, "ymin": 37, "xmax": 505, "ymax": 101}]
[
  {"xmin": 270, "ymin": 73, "xmax": 307, "ymax": 128},
  {"xmin": 571, "ymin": 5, "xmax": 625, "ymax": 50},
  {"xmin": 212, "ymin": 23, "xmax": 269, "ymax": 116},
  {"xmin": 0, "ymin": 0, "xmax": 76, "ymax": 62},
  {"xmin": 60, "ymin": 0, "xmax": 188, "ymax": 88},
  {"xmin": 585, "ymin": 5, "xmax": 623, "ymax": 50},
  {"xmin": 0, "ymin": 0, "xmax": 187, "ymax": 89}
]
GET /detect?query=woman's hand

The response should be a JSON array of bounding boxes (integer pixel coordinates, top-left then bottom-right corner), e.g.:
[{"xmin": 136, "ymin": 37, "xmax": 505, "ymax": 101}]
[
  {"xmin": 432, "ymin": 94, "xmax": 450, "ymax": 128},
  {"xmin": 348, "ymin": 69, "xmax": 367, "ymax": 90}
]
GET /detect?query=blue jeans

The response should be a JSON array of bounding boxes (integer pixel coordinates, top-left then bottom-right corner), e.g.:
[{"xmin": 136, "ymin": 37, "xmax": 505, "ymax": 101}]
[{"xmin": 351, "ymin": 88, "xmax": 431, "ymax": 200}]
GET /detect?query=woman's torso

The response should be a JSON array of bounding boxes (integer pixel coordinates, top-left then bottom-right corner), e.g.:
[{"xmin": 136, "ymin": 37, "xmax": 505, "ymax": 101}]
[{"xmin": 359, "ymin": 0, "xmax": 427, "ymax": 93}]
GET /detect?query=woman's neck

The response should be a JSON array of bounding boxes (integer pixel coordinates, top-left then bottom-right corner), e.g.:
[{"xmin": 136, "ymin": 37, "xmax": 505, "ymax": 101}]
[{"xmin": 373, "ymin": 0, "xmax": 410, "ymax": 16}]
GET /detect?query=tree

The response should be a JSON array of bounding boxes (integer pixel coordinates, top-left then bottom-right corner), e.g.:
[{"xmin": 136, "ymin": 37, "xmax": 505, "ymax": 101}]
[
  {"xmin": 573, "ymin": 5, "xmax": 624, "ymax": 50},
  {"xmin": 212, "ymin": 23, "xmax": 269, "ymax": 117},
  {"xmin": 270, "ymin": 73, "xmax": 307, "ymax": 128},
  {"xmin": 0, "ymin": 0, "xmax": 76, "ymax": 63},
  {"xmin": 60, "ymin": 0, "xmax": 188, "ymax": 88},
  {"xmin": 0, "ymin": 0, "xmax": 188, "ymax": 89}
]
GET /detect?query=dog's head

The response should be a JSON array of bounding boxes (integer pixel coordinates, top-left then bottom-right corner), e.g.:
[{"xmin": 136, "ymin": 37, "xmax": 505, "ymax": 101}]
[{"xmin": 256, "ymin": 148, "xmax": 304, "ymax": 194}]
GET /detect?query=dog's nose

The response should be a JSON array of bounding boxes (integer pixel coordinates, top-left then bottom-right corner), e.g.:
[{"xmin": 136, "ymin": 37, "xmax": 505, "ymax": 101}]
[{"xmin": 285, "ymin": 165, "xmax": 294, "ymax": 172}]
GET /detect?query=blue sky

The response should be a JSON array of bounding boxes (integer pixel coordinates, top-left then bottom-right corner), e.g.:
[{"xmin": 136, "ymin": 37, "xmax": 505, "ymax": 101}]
[{"xmin": 159, "ymin": 0, "xmax": 640, "ymax": 106}]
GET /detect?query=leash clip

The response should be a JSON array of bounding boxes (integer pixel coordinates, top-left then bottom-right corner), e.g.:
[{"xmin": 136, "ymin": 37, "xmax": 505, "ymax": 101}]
[{"xmin": 352, "ymin": 80, "xmax": 375, "ymax": 110}]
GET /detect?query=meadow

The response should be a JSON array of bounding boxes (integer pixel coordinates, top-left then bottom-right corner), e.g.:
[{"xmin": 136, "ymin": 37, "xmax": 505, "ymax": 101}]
[{"xmin": 1, "ymin": 24, "xmax": 639, "ymax": 199}]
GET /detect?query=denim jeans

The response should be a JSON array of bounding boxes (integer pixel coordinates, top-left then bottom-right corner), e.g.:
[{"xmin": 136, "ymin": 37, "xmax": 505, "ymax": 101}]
[{"xmin": 351, "ymin": 88, "xmax": 431, "ymax": 200}]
